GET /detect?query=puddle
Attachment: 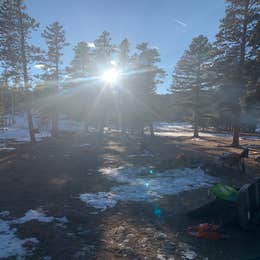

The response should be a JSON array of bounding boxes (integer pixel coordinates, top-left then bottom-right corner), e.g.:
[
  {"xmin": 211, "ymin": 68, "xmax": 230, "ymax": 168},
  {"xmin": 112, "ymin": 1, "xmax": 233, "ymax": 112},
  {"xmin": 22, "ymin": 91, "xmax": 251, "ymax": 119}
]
[{"xmin": 80, "ymin": 167, "xmax": 218, "ymax": 211}]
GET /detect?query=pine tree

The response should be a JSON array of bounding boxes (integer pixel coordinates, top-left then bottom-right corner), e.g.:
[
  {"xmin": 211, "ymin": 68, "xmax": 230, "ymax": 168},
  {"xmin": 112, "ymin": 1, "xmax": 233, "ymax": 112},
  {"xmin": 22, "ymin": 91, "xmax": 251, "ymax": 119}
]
[
  {"xmin": 128, "ymin": 42, "xmax": 165, "ymax": 136},
  {"xmin": 214, "ymin": 0, "xmax": 259, "ymax": 146},
  {"xmin": 119, "ymin": 39, "xmax": 130, "ymax": 69},
  {"xmin": 0, "ymin": 0, "xmax": 41, "ymax": 142},
  {"xmin": 93, "ymin": 31, "xmax": 116, "ymax": 133},
  {"xmin": 42, "ymin": 22, "xmax": 68, "ymax": 137},
  {"xmin": 118, "ymin": 38, "xmax": 130, "ymax": 132},
  {"xmin": 67, "ymin": 42, "xmax": 93, "ymax": 78},
  {"xmin": 171, "ymin": 35, "xmax": 214, "ymax": 137}
]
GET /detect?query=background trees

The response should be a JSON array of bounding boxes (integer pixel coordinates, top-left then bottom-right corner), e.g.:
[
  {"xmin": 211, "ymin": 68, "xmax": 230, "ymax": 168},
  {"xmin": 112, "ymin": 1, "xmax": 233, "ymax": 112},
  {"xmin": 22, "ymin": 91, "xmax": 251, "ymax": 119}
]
[
  {"xmin": 0, "ymin": 0, "xmax": 41, "ymax": 142},
  {"xmin": 0, "ymin": 0, "xmax": 259, "ymax": 142},
  {"xmin": 214, "ymin": 0, "xmax": 260, "ymax": 146},
  {"xmin": 171, "ymin": 35, "xmax": 214, "ymax": 137},
  {"xmin": 42, "ymin": 22, "xmax": 68, "ymax": 137}
]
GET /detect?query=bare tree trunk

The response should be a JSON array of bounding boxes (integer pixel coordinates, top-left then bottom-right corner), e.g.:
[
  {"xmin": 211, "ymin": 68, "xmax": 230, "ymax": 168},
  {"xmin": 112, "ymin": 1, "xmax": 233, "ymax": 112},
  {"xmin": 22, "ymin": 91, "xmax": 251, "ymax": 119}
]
[
  {"xmin": 99, "ymin": 123, "xmax": 104, "ymax": 134},
  {"xmin": 140, "ymin": 123, "xmax": 145, "ymax": 137},
  {"xmin": 232, "ymin": 108, "xmax": 240, "ymax": 147},
  {"xmin": 193, "ymin": 113, "xmax": 199, "ymax": 138},
  {"xmin": 51, "ymin": 108, "xmax": 59, "ymax": 137},
  {"xmin": 232, "ymin": 125, "xmax": 240, "ymax": 147},
  {"xmin": 27, "ymin": 108, "xmax": 35, "ymax": 142},
  {"xmin": 149, "ymin": 124, "xmax": 154, "ymax": 137},
  {"xmin": 232, "ymin": 1, "xmax": 249, "ymax": 147},
  {"xmin": 18, "ymin": 3, "xmax": 35, "ymax": 142},
  {"xmin": 11, "ymin": 88, "xmax": 15, "ymax": 124},
  {"xmin": 51, "ymin": 57, "xmax": 60, "ymax": 138},
  {"xmin": 193, "ymin": 85, "xmax": 199, "ymax": 138}
]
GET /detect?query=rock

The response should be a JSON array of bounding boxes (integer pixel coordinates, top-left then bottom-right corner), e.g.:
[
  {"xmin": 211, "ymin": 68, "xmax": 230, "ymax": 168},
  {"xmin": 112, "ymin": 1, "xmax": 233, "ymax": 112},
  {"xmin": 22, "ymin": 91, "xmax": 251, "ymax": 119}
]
[{"xmin": 154, "ymin": 231, "xmax": 167, "ymax": 240}]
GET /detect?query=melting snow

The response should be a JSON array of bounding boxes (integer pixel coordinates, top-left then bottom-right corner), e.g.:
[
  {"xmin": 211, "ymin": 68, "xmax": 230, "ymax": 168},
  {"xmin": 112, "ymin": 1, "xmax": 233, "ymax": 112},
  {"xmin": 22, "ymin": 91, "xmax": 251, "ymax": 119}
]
[
  {"xmin": 80, "ymin": 167, "xmax": 217, "ymax": 211},
  {"xmin": 0, "ymin": 114, "xmax": 86, "ymax": 144},
  {"xmin": 13, "ymin": 209, "xmax": 68, "ymax": 225},
  {"xmin": 0, "ymin": 219, "xmax": 38, "ymax": 259},
  {"xmin": 0, "ymin": 209, "xmax": 68, "ymax": 259},
  {"xmin": 80, "ymin": 192, "xmax": 118, "ymax": 210},
  {"xmin": 0, "ymin": 211, "xmax": 10, "ymax": 217},
  {"xmin": 0, "ymin": 114, "xmax": 50, "ymax": 142},
  {"xmin": 154, "ymin": 122, "xmax": 260, "ymax": 140}
]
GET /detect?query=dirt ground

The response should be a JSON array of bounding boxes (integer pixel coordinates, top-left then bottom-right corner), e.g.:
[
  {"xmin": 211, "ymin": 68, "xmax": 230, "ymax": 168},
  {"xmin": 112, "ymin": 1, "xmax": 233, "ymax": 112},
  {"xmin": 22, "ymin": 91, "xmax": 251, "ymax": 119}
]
[{"xmin": 0, "ymin": 131, "xmax": 260, "ymax": 260}]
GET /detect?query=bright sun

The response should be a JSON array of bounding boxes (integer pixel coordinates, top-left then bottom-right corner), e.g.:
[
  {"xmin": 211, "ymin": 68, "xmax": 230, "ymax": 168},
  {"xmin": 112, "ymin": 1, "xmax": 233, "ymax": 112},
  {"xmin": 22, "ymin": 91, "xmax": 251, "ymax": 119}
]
[{"xmin": 102, "ymin": 68, "xmax": 119, "ymax": 84}]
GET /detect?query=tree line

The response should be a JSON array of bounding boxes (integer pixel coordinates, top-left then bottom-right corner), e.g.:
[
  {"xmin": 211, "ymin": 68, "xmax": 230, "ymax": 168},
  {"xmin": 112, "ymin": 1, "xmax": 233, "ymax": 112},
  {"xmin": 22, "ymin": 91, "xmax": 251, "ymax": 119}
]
[{"xmin": 0, "ymin": 0, "xmax": 259, "ymax": 147}]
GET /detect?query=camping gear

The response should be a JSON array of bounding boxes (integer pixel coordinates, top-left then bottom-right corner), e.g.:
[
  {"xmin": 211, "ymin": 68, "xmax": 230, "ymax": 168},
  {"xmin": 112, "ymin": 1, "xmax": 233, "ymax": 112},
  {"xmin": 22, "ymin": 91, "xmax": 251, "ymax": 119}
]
[
  {"xmin": 210, "ymin": 183, "xmax": 238, "ymax": 202},
  {"xmin": 187, "ymin": 223, "xmax": 223, "ymax": 240},
  {"xmin": 238, "ymin": 179, "xmax": 260, "ymax": 230},
  {"xmin": 220, "ymin": 148, "xmax": 249, "ymax": 173},
  {"xmin": 189, "ymin": 178, "xmax": 260, "ymax": 230}
]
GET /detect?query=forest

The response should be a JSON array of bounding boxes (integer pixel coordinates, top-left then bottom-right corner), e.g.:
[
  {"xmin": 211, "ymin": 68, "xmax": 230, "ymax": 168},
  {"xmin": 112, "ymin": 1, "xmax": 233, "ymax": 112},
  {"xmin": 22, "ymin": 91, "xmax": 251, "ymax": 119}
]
[{"xmin": 0, "ymin": 0, "xmax": 260, "ymax": 259}]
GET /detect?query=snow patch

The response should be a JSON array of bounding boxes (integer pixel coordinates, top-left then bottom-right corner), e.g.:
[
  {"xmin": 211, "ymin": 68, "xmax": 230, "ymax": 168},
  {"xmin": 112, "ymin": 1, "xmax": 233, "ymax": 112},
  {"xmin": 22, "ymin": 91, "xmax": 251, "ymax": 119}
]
[
  {"xmin": 80, "ymin": 167, "xmax": 217, "ymax": 211},
  {"xmin": 0, "ymin": 114, "xmax": 86, "ymax": 144},
  {"xmin": 0, "ymin": 114, "xmax": 50, "ymax": 142},
  {"xmin": 154, "ymin": 122, "xmax": 260, "ymax": 140},
  {"xmin": 0, "ymin": 209, "xmax": 68, "ymax": 259},
  {"xmin": 181, "ymin": 249, "xmax": 197, "ymax": 260},
  {"xmin": 0, "ymin": 211, "xmax": 10, "ymax": 217},
  {"xmin": 0, "ymin": 218, "xmax": 38, "ymax": 259},
  {"xmin": 80, "ymin": 192, "xmax": 118, "ymax": 211},
  {"xmin": 241, "ymin": 135, "xmax": 260, "ymax": 140},
  {"xmin": 13, "ymin": 209, "xmax": 68, "ymax": 225}
]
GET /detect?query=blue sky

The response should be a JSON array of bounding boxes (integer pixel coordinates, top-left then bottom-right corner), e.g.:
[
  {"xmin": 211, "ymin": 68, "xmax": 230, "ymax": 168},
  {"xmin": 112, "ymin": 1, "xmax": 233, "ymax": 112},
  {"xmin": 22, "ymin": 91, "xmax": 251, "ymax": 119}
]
[{"xmin": 27, "ymin": 0, "xmax": 225, "ymax": 94}]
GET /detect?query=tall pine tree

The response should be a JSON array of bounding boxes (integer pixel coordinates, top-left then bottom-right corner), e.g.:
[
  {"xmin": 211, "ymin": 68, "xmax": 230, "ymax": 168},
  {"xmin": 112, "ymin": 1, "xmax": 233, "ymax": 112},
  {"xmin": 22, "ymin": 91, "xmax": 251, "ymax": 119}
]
[
  {"xmin": 42, "ymin": 22, "xmax": 68, "ymax": 137},
  {"xmin": 214, "ymin": 0, "xmax": 259, "ymax": 146},
  {"xmin": 171, "ymin": 35, "xmax": 214, "ymax": 137},
  {"xmin": 0, "ymin": 0, "xmax": 41, "ymax": 142}
]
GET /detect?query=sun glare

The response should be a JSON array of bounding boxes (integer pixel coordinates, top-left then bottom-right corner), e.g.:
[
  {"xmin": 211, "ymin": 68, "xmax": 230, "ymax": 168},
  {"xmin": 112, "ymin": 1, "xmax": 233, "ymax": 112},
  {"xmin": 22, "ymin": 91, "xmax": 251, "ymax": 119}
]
[{"xmin": 102, "ymin": 68, "xmax": 119, "ymax": 84}]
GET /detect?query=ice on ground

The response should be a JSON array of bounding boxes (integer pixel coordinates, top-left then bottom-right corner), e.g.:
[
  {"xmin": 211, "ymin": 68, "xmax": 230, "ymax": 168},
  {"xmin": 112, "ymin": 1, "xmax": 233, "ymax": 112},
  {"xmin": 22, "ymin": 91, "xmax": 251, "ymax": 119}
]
[{"xmin": 80, "ymin": 167, "xmax": 218, "ymax": 211}]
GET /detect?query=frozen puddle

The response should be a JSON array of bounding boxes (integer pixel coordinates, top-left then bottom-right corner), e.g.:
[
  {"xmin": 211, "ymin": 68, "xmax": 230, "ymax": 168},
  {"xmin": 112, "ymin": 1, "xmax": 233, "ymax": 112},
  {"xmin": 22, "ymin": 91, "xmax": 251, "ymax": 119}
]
[
  {"xmin": 80, "ymin": 167, "xmax": 218, "ymax": 211},
  {"xmin": 0, "ymin": 209, "xmax": 68, "ymax": 259}
]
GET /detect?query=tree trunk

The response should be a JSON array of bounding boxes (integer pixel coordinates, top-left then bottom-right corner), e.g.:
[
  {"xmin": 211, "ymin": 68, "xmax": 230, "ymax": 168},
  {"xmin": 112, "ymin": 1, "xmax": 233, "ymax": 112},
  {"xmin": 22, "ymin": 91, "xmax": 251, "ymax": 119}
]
[
  {"xmin": 193, "ymin": 85, "xmax": 200, "ymax": 138},
  {"xmin": 51, "ymin": 107, "xmax": 59, "ymax": 138},
  {"xmin": 99, "ymin": 123, "xmax": 104, "ymax": 134},
  {"xmin": 84, "ymin": 122, "xmax": 89, "ymax": 132},
  {"xmin": 11, "ymin": 88, "xmax": 15, "ymax": 124},
  {"xmin": 193, "ymin": 114, "xmax": 199, "ymax": 138},
  {"xmin": 232, "ymin": 110, "xmax": 240, "ymax": 147},
  {"xmin": 18, "ymin": 4, "xmax": 35, "ymax": 142},
  {"xmin": 231, "ymin": 1, "xmax": 249, "ymax": 147},
  {"xmin": 140, "ymin": 126, "xmax": 144, "ymax": 137},
  {"xmin": 149, "ymin": 124, "xmax": 154, "ymax": 137},
  {"xmin": 51, "ymin": 59, "xmax": 60, "ymax": 137},
  {"xmin": 27, "ymin": 108, "xmax": 36, "ymax": 142}
]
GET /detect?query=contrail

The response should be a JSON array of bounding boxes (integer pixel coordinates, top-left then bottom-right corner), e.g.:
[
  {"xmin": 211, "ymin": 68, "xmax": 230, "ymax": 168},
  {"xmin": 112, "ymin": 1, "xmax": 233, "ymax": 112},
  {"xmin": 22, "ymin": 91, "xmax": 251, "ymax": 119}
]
[{"xmin": 175, "ymin": 19, "xmax": 187, "ymax": 27}]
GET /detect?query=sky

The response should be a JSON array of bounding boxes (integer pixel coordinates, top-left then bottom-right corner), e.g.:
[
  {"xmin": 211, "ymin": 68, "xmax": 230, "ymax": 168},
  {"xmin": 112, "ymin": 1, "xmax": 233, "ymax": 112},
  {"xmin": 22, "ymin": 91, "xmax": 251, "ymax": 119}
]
[{"xmin": 27, "ymin": 0, "xmax": 226, "ymax": 94}]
